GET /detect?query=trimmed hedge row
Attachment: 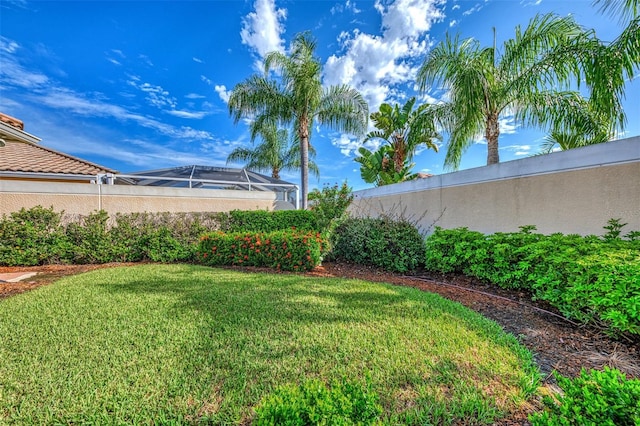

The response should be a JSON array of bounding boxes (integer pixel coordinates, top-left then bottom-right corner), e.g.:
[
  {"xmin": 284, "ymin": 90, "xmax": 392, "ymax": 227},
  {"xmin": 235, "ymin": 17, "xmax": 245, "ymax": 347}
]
[
  {"xmin": 196, "ymin": 230, "xmax": 326, "ymax": 272},
  {"xmin": 0, "ymin": 207, "xmax": 322, "ymax": 266},
  {"xmin": 0, "ymin": 208, "xmax": 220, "ymax": 265},
  {"xmin": 424, "ymin": 227, "xmax": 640, "ymax": 336}
]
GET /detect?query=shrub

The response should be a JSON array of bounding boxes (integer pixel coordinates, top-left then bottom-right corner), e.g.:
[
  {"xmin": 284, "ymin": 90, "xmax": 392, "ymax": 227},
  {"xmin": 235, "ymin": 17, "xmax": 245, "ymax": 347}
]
[
  {"xmin": 0, "ymin": 206, "xmax": 71, "ymax": 266},
  {"xmin": 308, "ymin": 182, "xmax": 354, "ymax": 232},
  {"xmin": 142, "ymin": 226, "xmax": 193, "ymax": 263},
  {"xmin": 64, "ymin": 210, "xmax": 114, "ymax": 264},
  {"xmin": 0, "ymin": 208, "xmax": 230, "ymax": 266},
  {"xmin": 530, "ymin": 367, "xmax": 640, "ymax": 425},
  {"xmin": 540, "ymin": 249, "xmax": 640, "ymax": 335},
  {"xmin": 424, "ymin": 227, "xmax": 486, "ymax": 275},
  {"xmin": 254, "ymin": 377, "xmax": 382, "ymax": 425},
  {"xmin": 226, "ymin": 210, "xmax": 319, "ymax": 233},
  {"xmin": 423, "ymin": 227, "xmax": 640, "ymax": 336},
  {"xmin": 197, "ymin": 230, "xmax": 325, "ymax": 272},
  {"xmin": 331, "ymin": 218, "xmax": 425, "ymax": 273}
]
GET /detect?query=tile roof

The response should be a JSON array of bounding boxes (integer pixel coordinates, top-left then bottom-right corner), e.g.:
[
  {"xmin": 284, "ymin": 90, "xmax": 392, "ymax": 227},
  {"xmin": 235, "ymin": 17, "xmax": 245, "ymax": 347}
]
[
  {"xmin": 0, "ymin": 140, "xmax": 117, "ymax": 175},
  {"xmin": 0, "ymin": 112, "xmax": 24, "ymax": 130}
]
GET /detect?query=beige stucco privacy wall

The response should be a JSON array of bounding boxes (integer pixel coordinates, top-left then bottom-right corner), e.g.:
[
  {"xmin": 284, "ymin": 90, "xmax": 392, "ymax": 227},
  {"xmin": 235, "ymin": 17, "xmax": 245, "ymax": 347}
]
[
  {"xmin": 349, "ymin": 137, "xmax": 640, "ymax": 236},
  {"xmin": 0, "ymin": 181, "xmax": 280, "ymax": 216}
]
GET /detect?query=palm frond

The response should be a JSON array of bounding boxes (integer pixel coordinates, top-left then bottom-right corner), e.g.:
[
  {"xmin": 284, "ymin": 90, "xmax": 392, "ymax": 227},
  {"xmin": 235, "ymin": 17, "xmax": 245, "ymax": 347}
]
[
  {"xmin": 592, "ymin": 0, "xmax": 639, "ymax": 22},
  {"xmin": 316, "ymin": 85, "xmax": 369, "ymax": 136}
]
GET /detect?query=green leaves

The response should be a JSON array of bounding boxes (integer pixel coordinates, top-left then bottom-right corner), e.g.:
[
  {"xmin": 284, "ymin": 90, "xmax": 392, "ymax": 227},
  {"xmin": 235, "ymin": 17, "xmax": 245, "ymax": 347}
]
[
  {"xmin": 359, "ymin": 97, "xmax": 439, "ymax": 186},
  {"xmin": 196, "ymin": 229, "xmax": 325, "ymax": 271},
  {"xmin": 424, "ymin": 226, "xmax": 640, "ymax": 336},
  {"xmin": 228, "ymin": 31, "xmax": 368, "ymax": 208},
  {"xmin": 307, "ymin": 182, "xmax": 354, "ymax": 232},
  {"xmin": 331, "ymin": 218, "xmax": 425, "ymax": 273},
  {"xmin": 254, "ymin": 377, "xmax": 382, "ymax": 425},
  {"xmin": 530, "ymin": 367, "xmax": 640, "ymax": 425},
  {"xmin": 417, "ymin": 12, "xmax": 632, "ymax": 169}
]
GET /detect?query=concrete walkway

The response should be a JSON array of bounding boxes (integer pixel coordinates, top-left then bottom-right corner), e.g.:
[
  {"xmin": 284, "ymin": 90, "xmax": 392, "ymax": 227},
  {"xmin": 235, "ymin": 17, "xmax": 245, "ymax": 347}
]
[{"xmin": 0, "ymin": 272, "xmax": 38, "ymax": 283}]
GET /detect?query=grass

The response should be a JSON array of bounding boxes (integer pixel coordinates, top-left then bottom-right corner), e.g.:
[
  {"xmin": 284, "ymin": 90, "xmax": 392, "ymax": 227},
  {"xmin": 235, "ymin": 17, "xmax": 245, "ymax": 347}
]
[{"xmin": 0, "ymin": 264, "xmax": 539, "ymax": 424}]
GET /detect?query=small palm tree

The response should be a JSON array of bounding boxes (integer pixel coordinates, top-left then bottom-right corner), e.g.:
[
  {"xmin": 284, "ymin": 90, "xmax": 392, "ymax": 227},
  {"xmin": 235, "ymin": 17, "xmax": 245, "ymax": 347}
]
[
  {"xmin": 417, "ymin": 13, "xmax": 624, "ymax": 169},
  {"xmin": 354, "ymin": 145, "xmax": 417, "ymax": 186},
  {"xmin": 226, "ymin": 122, "xmax": 319, "ymax": 180},
  {"xmin": 364, "ymin": 97, "xmax": 440, "ymax": 174},
  {"xmin": 228, "ymin": 32, "xmax": 368, "ymax": 209},
  {"xmin": 539, "ymin": 130, "xmax": 612, "ymax": 154}
]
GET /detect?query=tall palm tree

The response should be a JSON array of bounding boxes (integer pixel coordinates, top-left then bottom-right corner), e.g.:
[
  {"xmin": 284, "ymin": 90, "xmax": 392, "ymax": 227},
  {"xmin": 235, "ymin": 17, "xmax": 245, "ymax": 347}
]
[
  {"xmin": 363, "ymin": 97, "xmax": 440, "ymax": 174},
  {"xmin": 228, "ymin": 32, "xmax": 368, "ymax": 209},
  {"xmin": 416, "ymin": 13, "xmax": 623, "ymax": 170},
  {"xmin": 226, "ymin": 122, "xmax": 319, "ymax": 180},
  {"xmin": 581, "ymin": 5, "xmax": 640, "ymax": 129}
]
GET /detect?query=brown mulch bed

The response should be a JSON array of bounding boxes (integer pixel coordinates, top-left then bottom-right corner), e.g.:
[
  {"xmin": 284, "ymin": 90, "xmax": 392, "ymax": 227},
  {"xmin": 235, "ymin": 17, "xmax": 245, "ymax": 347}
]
[{"xmin": 2, "ymin": 261, "xmax": 638, "ymax": 425}]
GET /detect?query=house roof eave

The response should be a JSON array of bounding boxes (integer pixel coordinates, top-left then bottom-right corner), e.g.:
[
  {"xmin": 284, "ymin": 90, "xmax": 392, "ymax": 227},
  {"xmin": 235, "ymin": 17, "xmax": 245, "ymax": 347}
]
[{"xmin": 0, "ymin": 121, "xmax": 41, "ymax": 144}]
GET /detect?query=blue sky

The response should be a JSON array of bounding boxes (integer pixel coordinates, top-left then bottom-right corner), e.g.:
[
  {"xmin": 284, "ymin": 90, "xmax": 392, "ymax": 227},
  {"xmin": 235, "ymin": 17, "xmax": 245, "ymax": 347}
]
[{"xmin": 1, "ymin": 0, "xmax": 638, "ymax": 190}]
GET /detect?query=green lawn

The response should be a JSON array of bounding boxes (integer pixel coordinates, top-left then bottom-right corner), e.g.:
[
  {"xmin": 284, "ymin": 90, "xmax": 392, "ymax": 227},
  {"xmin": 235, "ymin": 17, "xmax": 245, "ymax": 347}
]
[{"xmin": 0, "ymin": 264, "xmax": 539, "ymax": 424}]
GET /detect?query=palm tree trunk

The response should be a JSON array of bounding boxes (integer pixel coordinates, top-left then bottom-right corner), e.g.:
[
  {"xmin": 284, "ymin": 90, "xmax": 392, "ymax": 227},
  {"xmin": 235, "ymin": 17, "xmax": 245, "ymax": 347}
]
[
  {"xmin": 299, "ymin": 118, "xmax": 310, "ymax": 209},
  {"xmin": 485, "ymin": 114, "xmax": 500, "ymax": 165},
  {"xmin": 272, "ymin": 167, "xmax": 280, "ymax": 180},
  {"xmin": 393, "ymin": 134, "xmax": 406, "ymax": 174}
]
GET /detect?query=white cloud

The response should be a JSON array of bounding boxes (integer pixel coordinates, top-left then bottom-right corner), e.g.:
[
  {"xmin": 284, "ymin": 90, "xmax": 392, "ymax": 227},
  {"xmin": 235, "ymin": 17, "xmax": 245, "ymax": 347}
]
[
  {"xmin": 323, "ymin": 0, "xmax": 446, "ymax": 112},
  {"xmin": 520, "ymin": 0, "xmax": 543, "ymax": 6},
  {"xmin": 452, "ymin": 4, "xmax": 460, "ymax": 10},
  {"xmin": 107, "ymin": 58, "xmax": 121, "ymax": 66},
  {"xmin": 185, "ymin": 93, "xmax": 206, "ymax": 99},
  {"xmin": 463, "ymin": 3, "xmax": 483, "ymax": 16},
  {"xmin": 501, "ymin": 144, "xmax": 532, "ymax": 156},
  {"xmin": 201, "ymin": 75, "xmax": 213, "ymax": 85},
  {"xmin": 1, "ymin": 36, "xmax": 20, "ymax": 53},
  {"xmin": 498, "ymin": 116, "xmax": 518, "ymax": 134},
  {"xmin": 167, "ymin": 110, "xmax": 207, "ymax": 119},
  {"xmin": 0, "ymin": 40, "xmax": 49, "ymax": 88},
  {"xmin": 110, "ymin": 49, "xmax": 125, "ymax": 58},
  {"xmin": 32, "ymin": 86, "xmax": 214, "ymax": 140},
  {"xmin": 379, "ymin": 0, "xmax": 445, "ymax": 40},
  {"xmin": 5, "ymin": 105, "xmax": 219, "ymax": 170},
  {"xmin": 331, "ymin": 0, "xmax": 361, "ymax": 15},
  {"xmin": 138, "ymin": 54, "xmax": 154, "ymax": 67},
  {"xmin": 240, "ymin": 0, "xmax": 286, "ymax": 60},
  {"xmin": 192, "ymin": 57, "xmax": 204, "ymax": 63},
  {"xmin": 128, "ymin": 80, "xmax": 177, "ymax": 109},
  {"xmin": 214, "ymin": 84, "xmax": 231, "ymax": 103},
  {"xmin": 331, "ymin": 134, "xmax": 362, "ymax": 156},
  {"xmin": 449, "ymin": 19, "xmax": 457, "ymax": 27}
]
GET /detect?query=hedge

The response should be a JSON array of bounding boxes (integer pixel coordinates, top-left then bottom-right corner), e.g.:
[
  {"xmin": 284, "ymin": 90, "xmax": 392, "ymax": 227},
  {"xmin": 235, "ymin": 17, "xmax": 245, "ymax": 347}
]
[
  {"xmin": 330, "ymin": 217, "xmax": 425, "ymax": 273},
  {"xmin": 196, "ymin": 230, "xmax": 326, "ymax": 272},
  {"xmin": 424, "ymin": 227, "xmax": 640, "ymax": 336}
]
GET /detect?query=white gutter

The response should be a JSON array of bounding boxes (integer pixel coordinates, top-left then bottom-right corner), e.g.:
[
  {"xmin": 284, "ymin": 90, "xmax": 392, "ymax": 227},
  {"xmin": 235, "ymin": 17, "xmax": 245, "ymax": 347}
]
[
  {"xmin": 0, "ymin": 122, "xmax": 41, "ymax": 144},
  {"xmin": 0, "ymin": 171, "xmax": 97, "ymax": 182}
]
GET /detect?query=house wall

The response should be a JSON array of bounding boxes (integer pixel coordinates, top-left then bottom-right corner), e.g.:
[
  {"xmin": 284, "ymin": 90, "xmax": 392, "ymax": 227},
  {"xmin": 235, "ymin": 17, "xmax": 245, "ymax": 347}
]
[
  {"xmin": 349, "ymin": 137, "xmax": 640, "ymax": 236},
  {"xmin": 0, "ymin": 181, "xmax": 285, "ymax": 216}
]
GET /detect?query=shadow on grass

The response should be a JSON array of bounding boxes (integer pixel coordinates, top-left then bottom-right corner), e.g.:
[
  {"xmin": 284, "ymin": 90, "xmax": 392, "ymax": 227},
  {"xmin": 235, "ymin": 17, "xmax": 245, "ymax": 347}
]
[{"xmin": 88, "ymin": 264, "xmax": 536, "ymax": 422}]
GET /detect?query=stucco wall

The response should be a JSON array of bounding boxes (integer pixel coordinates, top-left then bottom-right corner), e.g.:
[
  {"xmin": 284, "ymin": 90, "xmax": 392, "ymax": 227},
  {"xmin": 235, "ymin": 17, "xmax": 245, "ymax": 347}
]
[
  {"xmin": 349, "ymin": 137, "xmax": 640, "ymax": 236},
  {"xmin": 0, "ymin": 181, "xmax": 285, "ymax": 216}
]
